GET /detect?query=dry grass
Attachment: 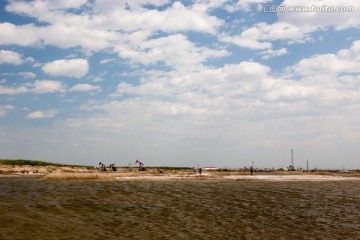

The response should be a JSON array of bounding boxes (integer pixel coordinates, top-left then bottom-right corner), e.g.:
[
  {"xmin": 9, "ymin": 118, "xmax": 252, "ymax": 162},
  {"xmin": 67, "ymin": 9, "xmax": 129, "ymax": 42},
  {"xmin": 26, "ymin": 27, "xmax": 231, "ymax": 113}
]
[
  {"xmin": 43, "ymin": 171, "xmax": 166, "ymax": 180},
  {"xmin": 306, "ymin": 171, "xmax": 336, "ymax": 176}
]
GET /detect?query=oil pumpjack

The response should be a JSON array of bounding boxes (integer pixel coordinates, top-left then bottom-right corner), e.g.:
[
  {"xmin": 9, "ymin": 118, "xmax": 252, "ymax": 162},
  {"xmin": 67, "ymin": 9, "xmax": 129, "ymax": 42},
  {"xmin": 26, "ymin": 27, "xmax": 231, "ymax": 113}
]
[
  {"xmin": 110, "ymin": 163, "xmax": 117, "ymax": 171},
  {"xmin": 99, "ymin": 162, "xmax": 107, "ymax": 171},
  {"xmin": 135, "ymin": 160, "xmax": 146, "ymax": 171}
]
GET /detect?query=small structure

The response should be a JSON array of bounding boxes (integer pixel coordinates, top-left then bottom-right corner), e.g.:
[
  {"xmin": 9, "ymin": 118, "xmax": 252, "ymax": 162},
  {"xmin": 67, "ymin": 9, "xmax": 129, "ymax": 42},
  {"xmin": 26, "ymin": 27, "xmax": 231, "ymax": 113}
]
[{"xmin": 288, "ymin": 165, "xmax": 295, "ymax": 171}]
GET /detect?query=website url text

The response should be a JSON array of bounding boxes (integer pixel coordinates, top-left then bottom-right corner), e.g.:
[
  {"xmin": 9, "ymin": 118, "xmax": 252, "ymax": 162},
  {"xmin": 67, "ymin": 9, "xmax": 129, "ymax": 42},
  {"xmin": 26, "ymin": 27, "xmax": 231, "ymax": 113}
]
[{"xmin": 260, "ymin": 4, "xmax": 355, "ymax": 13}]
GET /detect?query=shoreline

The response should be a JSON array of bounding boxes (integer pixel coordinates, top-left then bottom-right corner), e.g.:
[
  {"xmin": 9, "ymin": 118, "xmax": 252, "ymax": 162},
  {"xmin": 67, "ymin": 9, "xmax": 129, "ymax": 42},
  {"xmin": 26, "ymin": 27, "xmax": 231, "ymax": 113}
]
[
  {"xmin": 2, "ymin": 173, "xmax": 360, "ymax": 182},
  {"xmin": 1, "ymin": 164, "xmax": 360, "ymax": 181},
  {"xmin": 113, "ymin": 172, "xmax": 360, "ymax": 182}
]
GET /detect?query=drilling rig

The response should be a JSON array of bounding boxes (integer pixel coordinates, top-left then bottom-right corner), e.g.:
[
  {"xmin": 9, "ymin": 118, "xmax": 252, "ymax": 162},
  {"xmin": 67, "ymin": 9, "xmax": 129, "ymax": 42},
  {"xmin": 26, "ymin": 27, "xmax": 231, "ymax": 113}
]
[{"xmin": 288, "ymin": 149, "xmax": 295, "ymax": 171}]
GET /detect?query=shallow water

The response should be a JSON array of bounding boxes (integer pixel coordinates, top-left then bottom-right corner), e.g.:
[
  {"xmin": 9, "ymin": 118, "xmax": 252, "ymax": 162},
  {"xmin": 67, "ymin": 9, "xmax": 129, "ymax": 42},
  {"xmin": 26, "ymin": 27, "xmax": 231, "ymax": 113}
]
[{"xmin": 1, "ymin": 177, "xmax": 360, "ymax": 239}]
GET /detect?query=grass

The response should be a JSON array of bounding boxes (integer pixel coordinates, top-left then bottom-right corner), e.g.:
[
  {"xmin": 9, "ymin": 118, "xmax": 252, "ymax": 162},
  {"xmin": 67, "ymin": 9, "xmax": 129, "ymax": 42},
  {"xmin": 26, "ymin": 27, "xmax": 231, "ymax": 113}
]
[{"xmin": 0, "ymin": 159, "xmax": 90, "ymax": 168}]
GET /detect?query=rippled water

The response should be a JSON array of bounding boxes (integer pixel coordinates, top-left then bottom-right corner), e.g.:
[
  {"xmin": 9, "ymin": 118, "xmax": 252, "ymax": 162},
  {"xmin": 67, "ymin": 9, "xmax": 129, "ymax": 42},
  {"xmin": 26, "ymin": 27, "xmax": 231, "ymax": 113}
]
[{"xmin": 1, "ymin": 177, "xmax": 360, "ymax": 239}]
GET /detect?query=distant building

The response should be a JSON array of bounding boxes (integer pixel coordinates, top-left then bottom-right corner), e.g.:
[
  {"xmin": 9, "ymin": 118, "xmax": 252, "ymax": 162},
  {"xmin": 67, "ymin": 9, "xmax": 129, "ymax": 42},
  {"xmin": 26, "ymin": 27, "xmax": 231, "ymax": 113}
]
[{"xmin": 202, "ymin": 166, "xmax": 218, "ymax": 170}]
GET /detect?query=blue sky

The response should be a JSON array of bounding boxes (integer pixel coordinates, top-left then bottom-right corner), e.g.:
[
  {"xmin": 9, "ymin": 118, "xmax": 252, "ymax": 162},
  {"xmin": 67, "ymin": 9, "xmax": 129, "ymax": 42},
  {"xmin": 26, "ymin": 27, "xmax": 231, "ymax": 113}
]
[{"xmin": 1, "ymin": 0, "xmax": 360, "ymax": 169}]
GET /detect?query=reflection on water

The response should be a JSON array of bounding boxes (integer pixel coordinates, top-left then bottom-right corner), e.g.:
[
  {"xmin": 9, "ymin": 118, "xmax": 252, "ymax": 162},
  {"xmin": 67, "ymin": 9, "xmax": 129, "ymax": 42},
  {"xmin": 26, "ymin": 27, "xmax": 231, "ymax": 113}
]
[{"xmin": 1, "ymin": 177, "xmax": 360, "ymax": 239}]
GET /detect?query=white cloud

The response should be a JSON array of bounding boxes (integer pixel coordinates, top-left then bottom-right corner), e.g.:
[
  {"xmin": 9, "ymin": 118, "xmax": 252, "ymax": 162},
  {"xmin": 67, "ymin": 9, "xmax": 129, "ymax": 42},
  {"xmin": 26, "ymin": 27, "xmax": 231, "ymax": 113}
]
[
  {"xmin": 0, "ymin": 1, "xmax": 228, "ymax": 74},
  {"xmin": 103, "ymin": 58, "xmax": 360, "ymax": 140},
  {"xmin": 91, "ymin": 1, "xmax": 223, "ymax": 34},
  {"xmin": 92, "ymin": 71, "xmax": 108, "ymax": 82},
  {"xmin": 5, "ymin": 0, "xmax": 88, "ymax": 16},
  {"xmin": 219, "ymin": 34, "xmax": 272, "ymax": 49},
  {"xmin": 25, "ymin": 57, "xmax": 35, "ymax": 63},
  {"xmin": 99, "ymin": 58, "xmax": 115, "ymax": 64},
  {"xmin": 290, "ymin": 54, "xmax": 358, "ymax": 76},
  {"xmin": 220, "ymin": 21, "xmax": 310, "ymax": 50},
  {"xmin": 261, "ymin": 77, "xmax": 319, "ymax": 102},
  {"xmin": 19, "ymin": 72, "xmax": 37, "ymax": 79},
  {"xmin": 3, "ymin": 0, "xmax": 223, "ymax": 56},
  {"xmin": 0, "ymin": 23, "xmax": 41, "ymax": 46},
  {"xmin": 2, "ymin": 0, "xmax": 357, "ymax": 60},
  {"xmin": 288, "ymin": 40, "xmax": 360, "ymax": 76},
  {"xmin": 32, "ymin": 80, "xmax": 66, "ymax": 94},
  {"xmin": 248, "ymin": 22, "xmax": 306, "ymax": 41},
  {"xmin": 26, "ymin": 110, "xmax": 58, "ymax": 119},
  {"xmin": 0, "ymin": 80, "xmax": 66, "ymax": 95},
  {"xmin": 0, "ymin": 50, "xmax": 23, "ymax": 65},
  {"xmin": 70, "ymin": 84, "xmax": 101, "ymax": 92},
  {"xmin": 3, "ymin": 1, "xmax": 113, "ymax": 51},
  {"xmin": 223, "ymin": 61, "xmax": 270, "ymax": 78},
  {"xmin": 41, "ymin": 24, "xmax": 113, "ymax": 52},
  {"xmin": 3, "ymin": 56, "xmax": 359, "ymax": 167},
  {"xmin": 113, "ymin": 61, "xmax": 271, "ymax": 101},
  {"xmin": 42, "ymin": 58, "xmax": 89, "ymax": 78},
  {"xmin": 225, "ymin": 0, "xmax": 272, "ymax": 12},
  {"xmin": 222, "ymin": 0, "xmax": 360, "ymax": 51},
  {"xmin": 66, "ymin": 71, "xmax": 359, "ymax": 167},
  {"xmin": 0, "ymin": 105, "xmax": 14, "ymax": 117},
  {"xmin": 72, "ymin": 0, "xmax": 169, "ymax": 13},
  {"xmin": 0, "ymin": 85, "xmax": 29, "ymax": 95},
  {"xmin": 339, "ymin": 75, "xmax": 360, "ymax": 89},
  {"xmin": 260, "ymin": 48, "xmax": 288, "ymax": 59},
  {"xmin": 25, "ymin": 111, "xmax": 45, "ymax": 119},
  {"xmin": 279, "ymin": 0, "xmax": 360, "ymax": 31},
  {"xmin": 115, "ymin": 34, "xmax": 229, "ymax": 68},
  {"xmin": 114, "ymin": 81, "xmax": 173, "ymax": 98},
  {"xmin": 45, "ymin": 0, "xmax": 88, "ymax": 9}
]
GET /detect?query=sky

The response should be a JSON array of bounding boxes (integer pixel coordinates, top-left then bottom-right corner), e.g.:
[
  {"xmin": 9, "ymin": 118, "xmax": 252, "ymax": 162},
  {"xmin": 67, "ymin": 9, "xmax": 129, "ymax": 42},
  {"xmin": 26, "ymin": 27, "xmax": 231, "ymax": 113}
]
[{"xmin": 0, "ymin": 0, "xmax": 360, "ymax": 169}]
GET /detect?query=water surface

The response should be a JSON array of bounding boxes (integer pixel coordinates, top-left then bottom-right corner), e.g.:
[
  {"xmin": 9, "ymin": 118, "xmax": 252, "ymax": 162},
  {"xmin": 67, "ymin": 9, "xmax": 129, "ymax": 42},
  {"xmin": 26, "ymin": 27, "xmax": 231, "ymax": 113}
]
[{"xmin": 1, "ymin": 177, "xmax": 359, "ymax": 239}]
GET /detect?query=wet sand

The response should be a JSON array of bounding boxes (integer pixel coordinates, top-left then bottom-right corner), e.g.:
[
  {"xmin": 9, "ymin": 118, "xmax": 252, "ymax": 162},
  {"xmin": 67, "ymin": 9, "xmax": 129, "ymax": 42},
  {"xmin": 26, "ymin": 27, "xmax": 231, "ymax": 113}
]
[
  {"xmin": 224, "ymin": 174, "xmax": 360, "ymax": 181},
  {"xmin": 114, "ymin": 172, "xmax": 360, "ymax": 181}
]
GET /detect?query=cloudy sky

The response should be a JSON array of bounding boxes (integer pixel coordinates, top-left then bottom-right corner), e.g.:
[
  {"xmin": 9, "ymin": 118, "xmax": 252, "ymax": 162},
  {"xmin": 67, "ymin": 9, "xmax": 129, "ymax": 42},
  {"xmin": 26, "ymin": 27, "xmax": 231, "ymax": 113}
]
[{"xmin": 1, "ymin": 0, "xmax": 360, "ymax": 169}]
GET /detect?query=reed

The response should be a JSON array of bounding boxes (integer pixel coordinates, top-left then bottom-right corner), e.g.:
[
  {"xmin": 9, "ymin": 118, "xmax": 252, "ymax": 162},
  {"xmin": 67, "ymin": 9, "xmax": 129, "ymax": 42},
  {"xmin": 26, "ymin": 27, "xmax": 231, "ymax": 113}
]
[{"xmin": 43, "ymin": 172, "xmax": 100, "ymax": 180}]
